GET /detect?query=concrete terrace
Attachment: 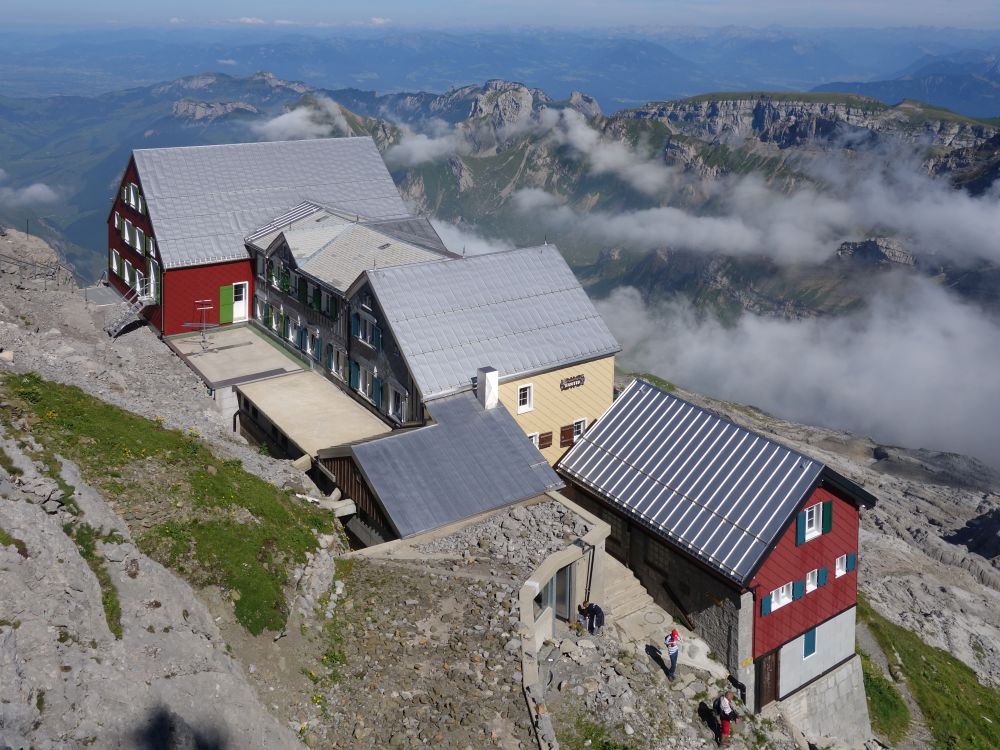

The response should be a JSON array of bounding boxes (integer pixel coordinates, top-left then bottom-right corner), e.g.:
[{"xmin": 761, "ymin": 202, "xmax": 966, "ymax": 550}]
[{"xmin": 167, "ymin": 325, "xmax": 304, "ymax": 390}]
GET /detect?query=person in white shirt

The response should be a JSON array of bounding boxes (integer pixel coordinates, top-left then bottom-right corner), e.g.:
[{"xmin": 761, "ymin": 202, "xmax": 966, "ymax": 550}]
[
  {"xmin": 717, "ymin": 689, "xmax": 738, "ymax": 746},
  {"xmin": 663, "ymin": 628, "xmax": 681, "ymax": 679}
]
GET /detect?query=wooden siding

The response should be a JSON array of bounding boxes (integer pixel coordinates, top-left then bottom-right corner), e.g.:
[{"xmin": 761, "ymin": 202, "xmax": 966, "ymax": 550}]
[
  {"xmin": 108, "ymin": 158, "xmax": 163, "ymax": 331},
  {"xmin": 499, "ymin": 355, "xmax": 615, "ymax": 465},
  {"xmin": 750, "ymin": 486, "xmax": 860, "ymax": 658},
  {"xmin": 319, "ymin": 455, "xmax": 393, "ymax": 536},
  {"xmin": 161, "ymin": 260, "xmax": 254, "ymax": 336}
]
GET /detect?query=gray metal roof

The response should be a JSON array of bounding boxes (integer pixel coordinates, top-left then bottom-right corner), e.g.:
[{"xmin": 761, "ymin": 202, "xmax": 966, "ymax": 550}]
[
  {"xmin": 133, "ymin": 138, "xmax": 410, "ymax": 269},
  {"xmin": 558, "ymin": 379, "xmax": 824, "ymax": 585},
  {"xmin": 366, "ymin": 245, "xmax": 621, "ymax": 400},
  {"xmin": 300, "ymin": 225, "xmax": 446, "ymax": 293},
  {"xmin": 352, "ymin": 392, "xmax": 563, "ymax": 538}
]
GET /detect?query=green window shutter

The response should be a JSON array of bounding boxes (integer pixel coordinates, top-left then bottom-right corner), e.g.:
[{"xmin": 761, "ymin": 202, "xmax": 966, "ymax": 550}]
[
  {"xmin": 329, "ymin": 295, "xmax": 338, "ymax": 319},
  {"xmin": 803, "ymin": 627, "xmax": 817, "ymax": 657},
  {"xmin": 846, "ymin": 553, "xmax": 857, "ymax": 572},
  {"xmin": 373, "ymin": 376, "xmax": 383, "ymax": 409},
  {"xmin": 817, "ymin": 567, "xmax": 829, "ymax": 587},
  {"xmin": 792, "ymin": 580, "xmax": 805, "ymax": 600},
  {"xmin": 313, "ymin": 286, "xmax": 322, "ymax": 311},
  {"xmin": 263, "ymin": 303, "xmax": 271, "ymax": 327},
  {"xmin": 795, "ymin": 511, "xmax": 807, "ymax": 545},
  {"xmin": 219, "ymin": 285, "xmax": 234, "ymax": 324},
  {"xmin": 821, "ymin": 501, "xmax": 833, "ymax": 534},
  {"xmin": 760, "ymin": 594, "xmax": 772, "ymax": 616},
  {"xmin": 351, "ymin": 312, "xmax": 360, "ymax": 337},
  {"xmin": 280, "ymin": 269, "xmax": 290, "ymax": 293},
  {"xmin": 314, "ymin": 335, "xmax": 322, "ymax": 361},
  {"xmin": 349, "ymin": 360, "xmax": 360, "ymax": 389},
  {"xmin": 297, "ymin": 277, "xmax": 308, "ymax": 303},
  {"xmin": 373, "ymin": 325, "xmax": 383, "ymax": 352}
]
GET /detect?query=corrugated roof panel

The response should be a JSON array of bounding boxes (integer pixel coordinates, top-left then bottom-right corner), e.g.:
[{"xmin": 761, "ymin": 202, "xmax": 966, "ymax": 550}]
[
  {"xmin": 558, "ymin": 379, "xmax": 825, "ymax": 584},
  {"xmin": 133, "ymin": 138, "xmax": 409, "ymax": 269},
  {"xmin": 352, "ymin": 393, "xmax": 562, "ymax": 538}
]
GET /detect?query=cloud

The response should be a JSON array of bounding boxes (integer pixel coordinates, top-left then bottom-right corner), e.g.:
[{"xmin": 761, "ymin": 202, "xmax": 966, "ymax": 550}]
[
  {"xmin": 168, "ymin": 17, "xmax": 184, "ymax": 24},
  {"xmin": 237, "ymin": 16, "xmax": 266, "ymax": 25},
  {"xmin": 369, "ymin": 17, "xmax": 392, "ymax": 25},
  {"xmin": 598, "ymin": 279, "xmax": 1000, "ymax": 468},
  {"xmin": 384, "ymin": 122, "xmax": 473, "ymax": 167},
  {"xmin": 430, "ymin": 221, "xmax": 515, "ymax": 256},
  {"xmin": 216, "ymin": 58, "xmax": 237, "ymax": 66},
  {"xmin": 0, "ymin": 170, "xmax": 58, "ymax": 208},
  {"xmin": 251, "ymin": 97, "xmax": 350, "ymax": 141}
]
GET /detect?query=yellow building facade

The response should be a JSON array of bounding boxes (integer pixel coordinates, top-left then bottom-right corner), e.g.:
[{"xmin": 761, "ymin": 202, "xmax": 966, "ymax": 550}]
[{"xmin": 498, "ymin": 355, "xmax": 616, "ymax": 465}]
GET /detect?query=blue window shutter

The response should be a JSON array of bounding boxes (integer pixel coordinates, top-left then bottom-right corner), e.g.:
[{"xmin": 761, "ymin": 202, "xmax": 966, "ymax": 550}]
[
  {"xmin": 803, "ymin": 628, "xmax": 817, "ymax": 657},
  {"xmin": 760, "ymin": 594, "xmax": 772, "ymax": 616},
  {"xmin": 349, "ymin": 360, "xmax": 359, "ymax": 389},
  {"xmin": 792, "ymin": 580, "xmax": 805, "ymax": 600},
  {"xmin": 351, "ymin": 312, "xmax": 360, "ymax": 337},
  {"xmin": 822, "ymin": 501, "xmax": 833, "ymax": 534},
  {"xmin": 795, "ymin": 511, "xmax": 807, "ymax": 545},
  {"xmin": 846, "ymin": 553, "xmax": 857, "ymax": 572},
  {"xmin": 314, "ymin": 336, "xmax": 322, "ymax": 362},
  {"xmin": 817, "ymin": 567, "xmax": 829, "ymax": 587},
  {"xmin": 374, "ymin": 325, "xmax": 382, "ymax": 352},
  {"xmin": 373, "ymin": 376, "xmax": 383, "ymax": 409}
]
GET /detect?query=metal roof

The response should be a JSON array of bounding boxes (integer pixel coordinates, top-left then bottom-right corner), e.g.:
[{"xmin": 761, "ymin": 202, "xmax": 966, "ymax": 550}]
[
  {"xmin": 300, "ymin": 225, "xmax": 447, "ymax": 293},
  {"xmin": 133, "ymin": 138, "xmax": 409, "ymax": 269},
  {"xmin": 351, "ymin": 392, "xmax": 563, "ymax": 538},
  {"xmin": 558, "ymin": 379, "xmax": 824, "ymax": 585},
  {"xmin": 366, "ymin": 245, "xmax": 621, "ymax": 400}
]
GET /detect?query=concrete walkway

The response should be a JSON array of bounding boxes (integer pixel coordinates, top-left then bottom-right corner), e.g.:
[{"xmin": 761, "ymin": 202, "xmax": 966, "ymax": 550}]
[
  {"xmin": 603, "ymin": 556, "xmax": 729, "ymax": 680},
  {"xmin": 169, "ymin": 324, "xmax": 304, "ymax": 389}
]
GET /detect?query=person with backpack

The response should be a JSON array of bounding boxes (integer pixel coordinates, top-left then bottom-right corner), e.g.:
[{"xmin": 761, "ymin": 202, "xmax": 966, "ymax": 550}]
[
  {"xmin": 714, "ymin": 689, "xmax": 739, "ymax": 746},
  {"xmin": 663, "ymin": 628, "xmax": 681, "ymax": 680}
]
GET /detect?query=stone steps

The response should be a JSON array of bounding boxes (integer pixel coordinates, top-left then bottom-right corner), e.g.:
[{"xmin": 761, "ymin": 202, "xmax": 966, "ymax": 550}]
[{"xmin": 603, "ymin": 556, "xmax": 655, "ymax": 621}]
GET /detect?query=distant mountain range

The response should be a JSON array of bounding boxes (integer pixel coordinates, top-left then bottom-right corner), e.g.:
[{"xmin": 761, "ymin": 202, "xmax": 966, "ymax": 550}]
[
  {"xmin": 1, "ymin": 72, "xmax": 996, "ymax": 323},
  {"xmin": 815, "ymin": 49, "xmax": 1000, "ymax": 118}
]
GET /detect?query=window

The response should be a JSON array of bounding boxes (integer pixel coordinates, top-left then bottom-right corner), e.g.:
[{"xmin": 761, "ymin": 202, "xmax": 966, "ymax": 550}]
[
  {"xmin": 805, "ymin": 568, "xmax": 818, "ymax": 593},
  {"xmin": 573, "ymin": 418, "xmax": 587, "ymax": 440},
  {"xmin": 110, "ymin": 249, "xmax": 121, "ymax": 277},
  {"xmin": 517, "ymin": 384, "xmax": 534, "ymax": 414},
  {"xmin": 771, "ymin": 582, "xmax": 793, "ymax": 610},
  {"xmin": 527, "ymin": 433, "xmax": 540, "ymax": 448},
  {"xmin": 803, "ymin": 503, "xmax": 822, "ymax": 541},
  {"xmin": 391, "ymin": 389, "xmax": 405, "ymax": 421},
  {"xmin": 835, "ymin": 554, "xmax": 847, "ymax": 577},
  {"xmin": 803, "ymin": 627, "xmax": 817, "ymax": 659}
]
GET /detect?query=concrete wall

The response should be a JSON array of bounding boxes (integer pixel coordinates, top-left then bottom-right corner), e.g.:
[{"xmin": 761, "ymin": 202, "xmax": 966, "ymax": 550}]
[
  {"xmin": 779, "ymin": 654, "xmax": 872, "ymax": 749},
  {"xmin": 779, "ymin": 606, "xmax": 856, "ymax": 698},
  {"xmin": 499, "ymin": 356, "xmax": 615, "ymax": 466}
]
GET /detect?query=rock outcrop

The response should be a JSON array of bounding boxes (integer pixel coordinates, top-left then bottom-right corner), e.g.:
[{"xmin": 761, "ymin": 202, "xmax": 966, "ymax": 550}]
[{"xmin": 171, "ymin": 99, "xmax": 259, "ymax": 121}]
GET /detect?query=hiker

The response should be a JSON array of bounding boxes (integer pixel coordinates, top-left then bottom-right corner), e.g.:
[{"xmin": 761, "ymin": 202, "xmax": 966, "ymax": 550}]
[
  {"xmin": 577, "ymin": 601, "xmax": 605, "ymax": 635},
  {"xmin": 663, "ymin": 628, "xmax": 681, "ymax": 679},
  {"xmin": 714, "ymin": 690, "xmax": 739, "ymax": 746}
]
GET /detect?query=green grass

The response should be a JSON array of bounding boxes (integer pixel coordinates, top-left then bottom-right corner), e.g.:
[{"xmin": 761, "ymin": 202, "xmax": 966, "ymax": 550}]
[
  {"xmin": 679, "ymin": 91, "xmax": 889, "ymax": 110},
  {"xmin": 858, "ymin": 597, "xmax": 1000, "ymax": 749},
  {"xmin": 0, "ymin": 526, "xmax": 29, "ymax": 558},
  {"xmin": 560, "ymin": 717, "xmax": 636, "ymax": 750},
  {"xmin": 0, "ymin": 445, "xmax": 23, "ymax": 476},
  {"xmin": 63, "ymin": 522, "xmax": 122, "ymax": 639},
  {"xmin": 0, "ymin": 372, "xmax": 334, "ymax": 636},
  {"xmin": 632, "ymin": 372, "xmax": 677, "ymax": 392},
  {"xmin": 858, "ymin": 648, "xmax": 910, "ymax": 744}
]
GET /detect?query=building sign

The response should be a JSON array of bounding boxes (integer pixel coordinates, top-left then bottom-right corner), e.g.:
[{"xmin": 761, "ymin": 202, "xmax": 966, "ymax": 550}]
[{"xmin": 560, "ymin": 374, "xmax": 586, "ymax": 391}]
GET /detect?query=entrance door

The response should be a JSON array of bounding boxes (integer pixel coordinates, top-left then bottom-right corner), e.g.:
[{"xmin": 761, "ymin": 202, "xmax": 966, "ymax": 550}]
[
  {"xmin": 756, "ymin": 650, "xmax": 780, "ymax": 710},
  {"xmin": 232, "ymin": 282, "xmax": 248, "ymax": 322}
]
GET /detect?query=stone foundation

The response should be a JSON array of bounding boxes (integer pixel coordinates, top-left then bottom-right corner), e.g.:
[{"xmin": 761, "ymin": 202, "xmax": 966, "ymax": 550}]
[{"xmin": 779, "ymin": 655, "xmax": 872, "ymax": 749}]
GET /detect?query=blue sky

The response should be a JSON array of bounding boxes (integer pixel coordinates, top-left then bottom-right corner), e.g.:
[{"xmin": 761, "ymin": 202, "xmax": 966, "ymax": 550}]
[{"xmin": 6, "ymin": 0, "xmax": 1000, "ymax": 29}]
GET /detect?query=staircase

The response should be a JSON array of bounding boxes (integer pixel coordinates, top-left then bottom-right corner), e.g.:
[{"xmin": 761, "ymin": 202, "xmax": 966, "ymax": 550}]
[
  {"xmin": 604, "ymin": 555, "xmax": 655, "ymax": 621},
  {"xmin": 104, "ymin": 281, "xmax": 154, "ymax": 337}
]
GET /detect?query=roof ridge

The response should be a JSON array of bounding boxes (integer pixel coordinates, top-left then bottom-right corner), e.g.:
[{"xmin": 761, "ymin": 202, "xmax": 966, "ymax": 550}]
[
  {"xmin": 368, "ymin": 243, "xmax": 559, "ymax": 275},
  {"xmin": 378, "ymin": 283, "xmax": 589, "ymax": 326},
  {"xmin": 133, "ymin": 136, "xmax": 373, "ymax": 154}
]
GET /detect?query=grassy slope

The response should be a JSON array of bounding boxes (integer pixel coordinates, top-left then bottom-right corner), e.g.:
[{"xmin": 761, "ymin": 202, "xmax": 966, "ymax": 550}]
[
  {"xmin": 857, "ymin": 597, "xmax": 1000, "ymax": 750},
  {"xmin": 0, "ymin": 372, "xmax": 332, "ymax": 635},
  {"xmin": 858, "ymin": 648, "xmax": 910, "ymax": 744}
]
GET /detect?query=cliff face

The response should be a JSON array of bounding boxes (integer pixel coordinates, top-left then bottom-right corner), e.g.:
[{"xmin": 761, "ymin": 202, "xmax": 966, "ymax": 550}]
[{"xmin": 631, "ymin": 95, "xmax": 998, "ymax": 150}]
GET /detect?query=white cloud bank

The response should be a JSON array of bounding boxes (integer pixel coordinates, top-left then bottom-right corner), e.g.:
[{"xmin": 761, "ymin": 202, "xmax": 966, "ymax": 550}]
[
  {"xmin": 0, "ymin": 168, "xmax": 58, "ymax": 208},
  {"xmin": 251, "ymin": 97, "xmax": 350, "ymax": 141},
  {"xmin": 598, "ymin": 279, "xmax": 1000, "ymax": 467}
]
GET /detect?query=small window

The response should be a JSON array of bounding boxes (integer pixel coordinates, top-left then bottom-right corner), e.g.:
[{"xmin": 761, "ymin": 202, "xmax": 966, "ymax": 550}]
[
  {"xmin": 803, "ymin": 627, "xmax": 817, "ymax": 658},
  {"xmin": 835, "ymin": 554, "xmax": 848, "ymax": 578},
  {"xmin": 527, "ymin": 433, "xmax": 540, "ymax": 448},
  {"xmin": 573, "ymin": 418, "xmax": 587, "ymax": 439},
  {"xmin": 805, "ymin": 569, "xmax": 818, "ymax": 593},
  {"xmin": 517, "ymin": 384, "xmax": 534, "ymax": 414},
  {"xmin": 804, "ymin": 503, "xmax": 822, "ymax": 541},
  {"xmin": 771, "ymin": 582, "xmax": 793, "ymax": 610}
]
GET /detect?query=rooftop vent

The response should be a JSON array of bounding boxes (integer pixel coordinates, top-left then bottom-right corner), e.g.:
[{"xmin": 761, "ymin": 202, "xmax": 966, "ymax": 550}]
[
  {"xmin": 378, "ymin": 242, "xmax": 391, "ymax": 250},
  {"xmin": 476, "ymin": 366, "xmax": 499, "ymax": 410}
]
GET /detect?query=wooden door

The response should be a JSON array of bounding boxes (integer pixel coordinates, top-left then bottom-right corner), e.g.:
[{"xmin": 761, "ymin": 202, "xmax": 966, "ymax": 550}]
[{"xmin": 756, "ymin": 650, "xmax": 779, "ymax": 710}]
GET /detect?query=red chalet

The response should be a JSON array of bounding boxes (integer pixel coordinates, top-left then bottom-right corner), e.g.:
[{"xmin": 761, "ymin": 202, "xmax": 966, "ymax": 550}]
[
  {"xmin": 557, "ymin": 379, "xmax": 877, "ymax": 720},
  {"xmin": 105, "ymin": 137, "xmax": 409, "ymax": 337}
]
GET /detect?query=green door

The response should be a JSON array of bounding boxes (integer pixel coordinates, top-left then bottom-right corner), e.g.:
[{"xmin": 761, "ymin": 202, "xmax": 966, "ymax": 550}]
[{"xmin": 219, "ymin": 284, "xmax": 234, "ymax": 324}]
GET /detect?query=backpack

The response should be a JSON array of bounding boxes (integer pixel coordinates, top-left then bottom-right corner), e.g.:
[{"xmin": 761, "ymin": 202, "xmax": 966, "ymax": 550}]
[{"xmin": 713, "ymin": 696, "xmax": 722, "ymax": 716}]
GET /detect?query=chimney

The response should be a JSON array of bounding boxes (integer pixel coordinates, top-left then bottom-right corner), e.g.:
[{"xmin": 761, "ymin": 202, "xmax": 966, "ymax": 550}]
[{"xmin": 476, "ymin": 366, "xmax": 499, "ymax": 410}]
